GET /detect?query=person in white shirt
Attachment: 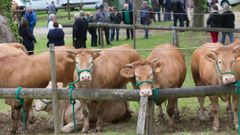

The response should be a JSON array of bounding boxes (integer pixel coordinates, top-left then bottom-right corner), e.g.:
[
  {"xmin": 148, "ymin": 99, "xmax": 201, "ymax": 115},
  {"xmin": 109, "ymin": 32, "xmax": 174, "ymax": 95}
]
[{"xmin": 48, "ymin": 14, "xmax": 62, "ymax": 29}]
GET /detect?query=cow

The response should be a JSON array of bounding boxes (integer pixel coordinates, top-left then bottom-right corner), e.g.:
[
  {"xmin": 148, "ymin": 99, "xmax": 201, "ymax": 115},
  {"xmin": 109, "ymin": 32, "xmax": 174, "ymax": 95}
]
[
  {"xmin": 191, "ymin": 42, "xmax": 240, "ymax": 131},
  {"xmin": 65, "ymin": 44, "xmax": 140, "ymax": 132},
  {"xmin": 0, "ymin": 43, "xmax": 27, "ymax": 56},
  {"xmin": 0, "ymin": 46, "xmax": 80, "ymax": 133},
  {"xmin": 120, "ymin": 44, "xmax": 186, "ymax": 131}
]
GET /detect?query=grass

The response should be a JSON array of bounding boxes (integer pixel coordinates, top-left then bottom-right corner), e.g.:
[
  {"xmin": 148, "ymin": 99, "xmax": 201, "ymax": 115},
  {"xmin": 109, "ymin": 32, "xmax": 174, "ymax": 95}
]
[{"xmin": 2, "ymin": 7, "xmax": 240, "ymax": 134}]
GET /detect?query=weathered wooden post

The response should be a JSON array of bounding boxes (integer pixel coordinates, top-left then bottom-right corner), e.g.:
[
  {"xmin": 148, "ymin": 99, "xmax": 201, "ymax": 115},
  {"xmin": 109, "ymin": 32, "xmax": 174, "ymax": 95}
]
[
  {"xmin": 146, "ymin": 100, "xmax": 154, "ymax": 135},
  {"xmin": 136, "ymin": 96, "xmax": 148, "ymax": 135},
  {"xmin": 49, "ymin": 44, "xmax": 60, "ymax": 135},
  {"xmin": 133, "ymin": 0, "xmax": 137, "ymax": 49},
  {"xmin": 100, "ymin": 28, "xmax": 104, "ymax": 47},
  {"xmin": 67, "ymin": 0, "xmax": 70, "ymax": 20},
  {"xmin": 172, "ymin": 29, "xmax": 179, "ymax": 47}
]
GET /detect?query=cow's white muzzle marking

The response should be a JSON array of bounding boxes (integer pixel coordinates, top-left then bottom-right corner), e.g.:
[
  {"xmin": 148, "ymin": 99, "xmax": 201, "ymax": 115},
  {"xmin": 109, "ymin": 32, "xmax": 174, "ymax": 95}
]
[{"xmin": 222, "ymin": 74, "xmax": 235, "ymax": 84}]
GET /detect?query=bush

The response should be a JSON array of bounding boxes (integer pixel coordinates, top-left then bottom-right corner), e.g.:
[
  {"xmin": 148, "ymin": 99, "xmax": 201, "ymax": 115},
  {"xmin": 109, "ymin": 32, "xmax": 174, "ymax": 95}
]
[{"xmin": 0, "ymin": 0, "xmax": 19, "ymax": 40}]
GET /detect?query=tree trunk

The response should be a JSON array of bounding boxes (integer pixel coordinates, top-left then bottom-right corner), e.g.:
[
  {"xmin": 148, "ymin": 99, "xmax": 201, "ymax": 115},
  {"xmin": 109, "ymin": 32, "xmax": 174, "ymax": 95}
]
[{"xmin": 192, "ymin": 0, "xmax": 204, "ymax": 27}]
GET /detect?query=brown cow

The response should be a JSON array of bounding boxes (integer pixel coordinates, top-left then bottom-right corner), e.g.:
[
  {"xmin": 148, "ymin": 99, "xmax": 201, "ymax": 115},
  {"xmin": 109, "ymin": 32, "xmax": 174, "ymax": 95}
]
[
  {"xmin": 1, "ymin": 46, "xmax": 78, "ymax": 133},
  {"xmin": 120, "ymin": 44, "xmax": 186, "ymax": 130},
  {"xmin": 0, "ymin": 43, "xmax": 27, "ymax": 56},
  {"xmin": 191, "ymin": 42, "xmax": 240, "ymax": 131},
  {"xmin": 65, "ymin": 45, "xmax": 140, "ymax": 132}
]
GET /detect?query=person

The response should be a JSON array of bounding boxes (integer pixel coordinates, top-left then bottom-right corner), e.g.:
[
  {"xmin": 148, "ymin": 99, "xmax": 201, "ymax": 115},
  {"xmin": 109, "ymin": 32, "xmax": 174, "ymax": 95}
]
[
  {"xmin": 183, "ymin": 0, "xmax": 190, "ymax": 27},
  {"xmin": 185, "ymin": 0, "xmax": 193, "ymax": 26},
  {"xmin": 95, "ymin": 2, "xmax": 111, "ymax": 45},
  {"xmin": 207, "ymin": 5, "xmax": 222, "ymax": 43},
  {"xmin": 141, "ymin": 1, "xmax": 153, "ymax": 39},
  {"xmin": 122, "ymin": 3, "xmax": 133, "ymax": 40},
  {"xmin": 72, "ymin": 10, "xmax": 88, "ymax": 48},
  {"xmin": 18, "ymin": 18, "xmax": 35, "ymax": 55},
  {"xmin": 220, "ymin": 0, "xmax": 230, "ymax": 7},
  {"xmin": 86, "ymin": 12, "xmax": 98, "ymax": 47},
  {"xmin": 151, "ymin": 0, "xmax": 161, "ymax": 22},
  {"xmin": 24, "ymin": 7, "xmax": 37, "ymax": 33},
  {"xmin": 110, "ymin": 7, "xmax": 122, "ymax": 41},
  {"xmin": 171, "ymin": 0, "xmax": 185, "ymax": 27},
  {"xmin": 47, "ymin": 1, "xmax": 57, "ymax": 15},
  {"xmin": 47, "ymin": 21, "xmax": 65, "ymax": 47},
  {"xmin": 221, "ymin": 4, "xmax": 235, "ymax": 44},
  {"xmin": 163, "ymin": 0, "xmax": 172, "ymax": 21},
  {"xmin": 48, "ymin": 14, "xmax": 63, "ymax": 29}
]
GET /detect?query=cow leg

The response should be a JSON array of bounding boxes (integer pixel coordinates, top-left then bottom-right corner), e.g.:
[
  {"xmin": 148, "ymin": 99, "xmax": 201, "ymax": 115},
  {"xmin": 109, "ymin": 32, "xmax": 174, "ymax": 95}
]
[
  {"xmin": 226, "ymin": 95, "xmax": 232, "ymax": 112},
  {"xmin": 21, "ymin": 99, "xmax": 33, "ymax": 133},
  {"xmin": 167, "ymin": 98, "xmax": 177, "ymax": 131},
  {"xmin": 96, "ymin": 101, "xmax": 103, "ymax": 132},
  {"xmin": 174, "ymin": 99, "xmax": 180, "ymax": 121},
  {"xmin": 80, "ymin": 100, "xmax": 89, "ymax": 133},
  {"xmin": 11, "ymin": 107, "xmax": 20, "ymax": 134},
  {"xmin": 124, "ymin": 101, "xmax": 132, "ymax": 120},
  {"xmin": 158, "ymin": 104, "xmax": 165, "ymax": 122},
  {"xmin": 28, "ymin": 107, "xmax": 36, "ymax": 124},
  {"xmin": 209, "ymin": 96, "xmax": 219, "ymax": 132},
  {"xmin": 232, "ymin": 94, "xmax": 238, "ymax": 130},
  {"xmin": 61, "ymin": 121, "xmax": 83, "ymax": 133},
  {"xmin": 198, "ymin": 96, "xmax": 210, "ymax": 121}
]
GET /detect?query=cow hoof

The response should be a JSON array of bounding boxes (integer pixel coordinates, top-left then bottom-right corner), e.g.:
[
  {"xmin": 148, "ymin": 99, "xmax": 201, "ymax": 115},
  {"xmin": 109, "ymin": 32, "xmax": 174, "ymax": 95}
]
[
  {"xmin": 95, "ymin": 127, "xmax": 103, "ymax": 132},
  {"xmin": 28, "ymin": 116, "xmax": 37, "ymax": 124},
  {"xmin": 174, "ymin": 111, "xmax": 180, "ymax": 121},
  {"xmin": 198, "ymin": 110, "xmax": 210, "ymax": 121},
  {"xmin": 213, "ymin": 126, "xmax": 219, "ymax": 132},
  {"xmin": 81, "ymin": 128, "xmax": 89, "ymax": 133}
]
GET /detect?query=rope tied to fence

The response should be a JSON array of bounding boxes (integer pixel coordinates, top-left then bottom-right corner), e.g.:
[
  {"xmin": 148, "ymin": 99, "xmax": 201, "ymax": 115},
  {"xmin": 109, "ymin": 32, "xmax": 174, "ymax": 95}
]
[
  {"xmin": 152, "ymin": 87, "xmax": 160, "ymax": 105},
  {"xmin": 15, "ymin": 87, "xmax": 26, "ymax": 129},
  {"xmin": 69, "ymin": 84, "xmax": 77, "ymax": 133}
]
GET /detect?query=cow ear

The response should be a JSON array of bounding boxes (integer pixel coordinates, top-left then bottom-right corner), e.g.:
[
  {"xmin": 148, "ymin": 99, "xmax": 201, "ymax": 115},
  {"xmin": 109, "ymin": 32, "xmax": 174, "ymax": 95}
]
[
  {"xmin": 120, "ymin": 67, "xmax": 134, "ymax": 78},
  {"xmin": 205, "ymin": 50, "xmax": 217, "ymax": 62},
  {"xmin": 233, "ymin": 45, "xmax": 240, "ymax": 60},
  {"xmin": 154, "ymin": 62, "xmax": 164, "ymax": 73},
  {"xmin": 65, "ymin": 50, "xmax": 76, "ymax": 62},
  {"xmin": 92, "ymin": 51, "xmax": 101, "ymax": 60}
]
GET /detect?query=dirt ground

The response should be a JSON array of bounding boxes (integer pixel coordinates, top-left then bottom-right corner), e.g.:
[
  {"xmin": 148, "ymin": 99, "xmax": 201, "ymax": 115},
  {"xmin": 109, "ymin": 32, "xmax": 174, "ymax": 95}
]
[{"xmin": 0, "ymin": 105, "xmax": 236, "ymax": 135}]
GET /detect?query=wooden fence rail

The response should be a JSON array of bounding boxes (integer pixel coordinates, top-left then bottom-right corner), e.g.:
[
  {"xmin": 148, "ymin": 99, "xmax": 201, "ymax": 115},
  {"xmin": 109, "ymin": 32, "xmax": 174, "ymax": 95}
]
[{"xmin": 0, "ymin": 84, "xmax": 235, "ymax": 100}]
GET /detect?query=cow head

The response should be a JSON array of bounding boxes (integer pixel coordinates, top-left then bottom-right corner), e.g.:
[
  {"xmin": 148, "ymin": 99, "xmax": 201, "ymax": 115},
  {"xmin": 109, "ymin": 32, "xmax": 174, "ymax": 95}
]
[
  {"xmin": 205, "ymin": 45, "xmax": 240, "ymax": 84},
  {"xmin": 120, "ymin": 59, "xmax": 162, "ymax": 96},
  {"xmin": 65, "ymin": 49, "xmax": 101, "ymax": 84},
  {"xmin": 33, "ymin": 99, "xmax": 52, "ymax": 112}
]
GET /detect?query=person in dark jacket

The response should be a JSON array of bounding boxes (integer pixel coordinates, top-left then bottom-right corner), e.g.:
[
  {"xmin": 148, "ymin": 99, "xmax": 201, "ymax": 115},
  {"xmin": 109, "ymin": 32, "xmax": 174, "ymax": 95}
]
[
  {"xmin": 18, "ymin": 18, "xmax": 35, "ymax": 55},
  {"xmin": 47, "ymin": 21, "xmax": 65, "ymax": 47},
  {"xmin": 95, "ymin": 2, "xmax": 111, "ymax": 45},
  {"xmin": 24, "ymin": 7, "xmax": 37, "ymax": 33},
  {"xmin": 73, "ymin": 11, "xmax": 88, "ymax": 48},
  {"xmin": 163, "ymin": 0, "xmax": 172, "ymax": 21},
  {"xmin": 207, "ymin": 5, "xmax": 222, "ymax": 43},
  {"xmin": 221, "ymin": 4, "xmax": 235, "ymax": 44},
  {"xmin": 171, "ymin": 0, "xmax": 185, "ymax": 27},
  {"xmin": 122, "ymin": 3, "xmax": 133, "ymax": 40},
  {"xmin": 86, "ymin": 12, "xmax": 98, "ymax": 47},
  {"xmin": 141, "ymin": 1, "xmax": 153, "ymax": 39},
  {"xmin": 151, "ymin": 0, "xmax": 161, "ymax": 22},
  {"xmin": 110, "ymin": 7, "xmax": 122, "ymax": 41}
]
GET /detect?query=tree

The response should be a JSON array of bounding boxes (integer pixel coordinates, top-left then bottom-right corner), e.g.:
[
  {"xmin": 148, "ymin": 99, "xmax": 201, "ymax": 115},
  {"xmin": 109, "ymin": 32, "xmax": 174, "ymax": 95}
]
[{"xmin": 192, "ymin": 0, "xmax": 207, "ymax": 27}]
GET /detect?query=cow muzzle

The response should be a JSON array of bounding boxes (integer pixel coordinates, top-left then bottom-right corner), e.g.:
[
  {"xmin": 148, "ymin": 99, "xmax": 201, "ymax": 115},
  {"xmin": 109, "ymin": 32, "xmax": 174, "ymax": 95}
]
[
  {"xmin": 222, "ymin": 74, "xmax": 235, "ymax": 84},
  {"xmin": 80, "ymin": 72, "xmax": 92, "ymax": 82},
  {"xmin": 140, "ymin": 89, "xmax": 152, "ymax": 97}
]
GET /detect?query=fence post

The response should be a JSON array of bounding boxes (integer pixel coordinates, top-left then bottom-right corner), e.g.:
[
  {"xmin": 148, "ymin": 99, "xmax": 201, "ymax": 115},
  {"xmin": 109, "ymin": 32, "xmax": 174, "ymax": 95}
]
[
  {"xmin": 146, "ymin": 100, "xmax": 154, "ymax": 135},
  {"xmin": 67, "ymin": 0, "xmax": 70, "ymax": 20},
  {"xmin": 49, "ymin": 44, "xmax": 60, "ymax": 135},
  {"xmin": 136, "ymin": 96, "xmax": 148, "ymax": 135},
  {"xmin": 133, "ymin": 0, "xmax": 136, "ymax": 49},
  {"xmin": 99, "ymin": 28, "xmax": 104, "ymax": 48},
  {"xmin": 172, "ymin": 29, "xmax": 179, "ymax": 47}
]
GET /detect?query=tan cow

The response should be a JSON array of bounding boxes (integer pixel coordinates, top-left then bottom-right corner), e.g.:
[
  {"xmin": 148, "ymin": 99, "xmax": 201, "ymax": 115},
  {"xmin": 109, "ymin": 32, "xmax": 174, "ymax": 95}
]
[
  {"xmin": 120, "ymin": 44, "xmax": 186, "ymax": 130},
  {"xmin": 191, "ymin": 43, "xmax": 240, "ymax": 131},
  {"xmin": 0, "ymin": 43, "xmax": 27, "ymax": 57},
  {"xmin": 65, "ymin": 44, "xmax": 140, "ymax": 132},
  {"xmin": 0, "ymin": 46, "xmax": 79, "ymax": 133}
]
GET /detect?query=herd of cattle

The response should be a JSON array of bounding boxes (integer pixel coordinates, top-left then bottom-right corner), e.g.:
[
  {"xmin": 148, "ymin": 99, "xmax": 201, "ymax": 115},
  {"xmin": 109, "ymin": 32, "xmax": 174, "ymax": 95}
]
[{"xmin": 1, "ymin": 40, "xmax": 240, "ymax": 134}]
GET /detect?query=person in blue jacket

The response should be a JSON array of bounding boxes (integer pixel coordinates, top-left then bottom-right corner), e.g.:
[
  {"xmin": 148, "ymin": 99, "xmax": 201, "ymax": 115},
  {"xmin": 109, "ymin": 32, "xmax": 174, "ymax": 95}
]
[
  {"xmin": 47, "ymin": 21, "xmax": 65, "ymax": 47},
  {"xmin": 24, "ymin": 7, "xmax": 37, "ymax": 33}
]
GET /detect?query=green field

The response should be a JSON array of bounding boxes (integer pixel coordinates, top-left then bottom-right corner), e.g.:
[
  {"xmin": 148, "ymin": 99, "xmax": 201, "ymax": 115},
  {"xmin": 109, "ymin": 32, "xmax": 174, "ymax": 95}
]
[{"xmin": 1, "ymin": 6, "xmax": 240, "ymax": 134}]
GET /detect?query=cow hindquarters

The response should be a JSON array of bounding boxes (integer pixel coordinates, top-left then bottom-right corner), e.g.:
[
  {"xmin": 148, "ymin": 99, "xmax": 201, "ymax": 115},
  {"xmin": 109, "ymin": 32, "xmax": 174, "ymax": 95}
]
[
  {"xmin": 209, "ymin": 96, "xmax": 220, "ymax": 132},
  {"xmin": 232, "ymin": 94, "xmax": 239, "ymax": 130}
]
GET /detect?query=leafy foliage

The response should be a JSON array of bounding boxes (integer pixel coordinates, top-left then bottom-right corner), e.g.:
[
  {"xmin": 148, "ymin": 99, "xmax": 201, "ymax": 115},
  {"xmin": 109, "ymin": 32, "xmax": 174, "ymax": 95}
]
[{"xmin": 0, "ymin": 0, "xmax": 19, "ymax": 40}]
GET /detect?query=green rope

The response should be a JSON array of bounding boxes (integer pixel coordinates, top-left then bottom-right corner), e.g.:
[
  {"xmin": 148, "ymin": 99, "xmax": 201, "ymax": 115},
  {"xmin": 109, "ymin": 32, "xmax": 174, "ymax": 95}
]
[
  {"xmin": 235, "ymin": 81, "xmax": 240, "ymax": 133},
  {"xmin": 136, "ymin": 80, "xmax": 153, "ymax": 88},
  {"xmin": 69, "ymin": 84, "xmax": 77, "ymax": 133},
  {"xmin": 152, "ymin": 87, "xmax": 160, "ymax": 105},
  {"xmin": 15, "ymin": 87, "xmax": 26, "ymax": 129}
]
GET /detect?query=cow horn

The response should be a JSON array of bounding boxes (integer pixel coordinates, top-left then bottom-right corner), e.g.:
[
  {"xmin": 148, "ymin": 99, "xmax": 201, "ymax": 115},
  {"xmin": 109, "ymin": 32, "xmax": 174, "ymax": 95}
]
[
  {"xmin": 233, "ymin": 45, "xmax": 240, "ymax": 53},
  {"xmin": 151, "ymin": 58, "xmax": 160, "ymax": 63},
  {"xmin": 125, "ymin": 63, "xmax": 134, "ymax": 68}
]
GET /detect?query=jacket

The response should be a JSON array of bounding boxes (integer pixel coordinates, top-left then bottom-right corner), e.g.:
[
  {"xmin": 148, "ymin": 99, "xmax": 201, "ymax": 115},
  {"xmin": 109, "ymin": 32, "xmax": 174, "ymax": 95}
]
[
  {"xmin": 207, "ymin": 11, "xmax": 222, "ymax": 28},
  {"xmin": 73, "ymin": 18, "xmax": 88, "ymax": 41},
  {"xmin": 171, "ymin": 0, "xmax": 185, "ymax": 13},
  {"xmin": 122, "ymin": 9, "xmax": 133, "ymax": 24},
  {"xmin": 18, "ymin": 26, "xmax": 34, "ymax": 49},
  {"xmin": 47, "ymin": 28, "xmax": 65, "ymax": 47},
  {"xmin": 110, "ymin": 12, "xmax": 122, "ymax": 24},
  {"xmin": 221, "ymin": 11, "xmax": 235, "ymax": 28}
]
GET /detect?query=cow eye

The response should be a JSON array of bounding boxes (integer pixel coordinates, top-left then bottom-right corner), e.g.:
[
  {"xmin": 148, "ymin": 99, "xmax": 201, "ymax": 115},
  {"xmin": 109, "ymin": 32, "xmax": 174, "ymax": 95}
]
[{"xmin": 218, "ymin": 60, "xmax": 222, "ymax": 64}]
